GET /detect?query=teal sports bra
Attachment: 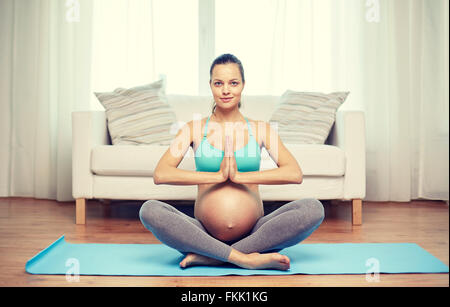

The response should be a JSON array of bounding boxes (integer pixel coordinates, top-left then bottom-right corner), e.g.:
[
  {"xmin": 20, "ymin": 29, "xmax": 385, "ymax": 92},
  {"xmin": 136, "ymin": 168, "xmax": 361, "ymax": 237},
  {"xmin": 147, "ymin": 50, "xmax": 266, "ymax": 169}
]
[{"xmin": 194, "ymin": 116, "xmax": 261, "ymax": 172}]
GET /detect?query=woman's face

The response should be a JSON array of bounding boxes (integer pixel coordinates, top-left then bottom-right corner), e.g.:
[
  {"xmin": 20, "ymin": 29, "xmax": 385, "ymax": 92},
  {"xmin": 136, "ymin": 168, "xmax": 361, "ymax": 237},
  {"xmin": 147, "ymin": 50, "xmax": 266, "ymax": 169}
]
[{"xmin": 210, "ymin": 63, "xmax": 245, "ymax": 111}]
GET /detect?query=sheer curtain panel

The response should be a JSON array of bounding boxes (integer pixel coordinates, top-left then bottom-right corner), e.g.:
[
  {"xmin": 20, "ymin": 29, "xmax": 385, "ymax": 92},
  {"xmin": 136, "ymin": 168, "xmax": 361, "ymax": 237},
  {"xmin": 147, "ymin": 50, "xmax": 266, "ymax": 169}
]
[{"xmin": 0, "ymin": 0, "xmax": 93, "ymax": 201}]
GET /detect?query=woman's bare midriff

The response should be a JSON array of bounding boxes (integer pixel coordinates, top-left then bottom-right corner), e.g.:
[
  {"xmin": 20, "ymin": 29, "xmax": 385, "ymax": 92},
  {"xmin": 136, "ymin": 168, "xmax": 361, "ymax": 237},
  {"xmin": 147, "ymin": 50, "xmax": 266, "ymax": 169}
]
[
  {"xmin": 194, "ymin": 182, "xmax": 264, "ymax": 242},
  {"xmin": 192, "ymin": 117, "xmax": 264, "ymax": 242}
]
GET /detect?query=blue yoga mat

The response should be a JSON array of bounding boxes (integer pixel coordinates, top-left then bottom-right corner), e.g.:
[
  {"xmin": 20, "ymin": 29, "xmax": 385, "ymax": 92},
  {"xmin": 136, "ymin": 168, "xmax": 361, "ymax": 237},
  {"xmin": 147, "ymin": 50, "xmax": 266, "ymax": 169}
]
[{"xmin": 25, "ymin": 235, "xmax": 448, "ymax": 276}]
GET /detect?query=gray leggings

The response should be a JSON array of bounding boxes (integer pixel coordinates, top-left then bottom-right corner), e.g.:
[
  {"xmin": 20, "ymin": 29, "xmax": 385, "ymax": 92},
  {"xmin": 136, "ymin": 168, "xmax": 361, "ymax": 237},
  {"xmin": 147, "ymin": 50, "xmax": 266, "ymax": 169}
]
[{"xmin": 139, "ymin": 198, "xmax": 325, "ymax": 262}]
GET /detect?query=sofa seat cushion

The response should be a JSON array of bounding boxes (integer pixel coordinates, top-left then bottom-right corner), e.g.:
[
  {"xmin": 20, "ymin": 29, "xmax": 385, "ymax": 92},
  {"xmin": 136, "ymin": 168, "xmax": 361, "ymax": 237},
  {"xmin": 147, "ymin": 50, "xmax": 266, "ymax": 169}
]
[
  {"xmin": 261, "ymin": 144, "xmax": 345, "ymax": 176},
  {"xmin": 91, "ymin": 145, "xmax": 169, "ymax": 177},
  {"xmin": 91, "ymin": 144, "xmax": 345, "ymax": 177}
]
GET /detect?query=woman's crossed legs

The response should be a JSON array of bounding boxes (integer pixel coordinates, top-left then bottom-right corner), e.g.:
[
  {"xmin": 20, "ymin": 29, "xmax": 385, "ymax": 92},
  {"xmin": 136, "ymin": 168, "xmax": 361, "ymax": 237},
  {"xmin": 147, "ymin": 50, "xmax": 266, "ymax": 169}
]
[{"xmin": 139, "ymin": 198, "xmax": 324, "ymax": 270}]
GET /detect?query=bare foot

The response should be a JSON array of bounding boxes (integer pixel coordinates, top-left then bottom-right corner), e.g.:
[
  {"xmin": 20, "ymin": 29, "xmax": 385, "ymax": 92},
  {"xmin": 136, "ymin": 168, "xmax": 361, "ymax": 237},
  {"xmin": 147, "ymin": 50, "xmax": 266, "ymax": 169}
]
[
  {"xmin": 179, "ymin": 253, "xmax": 225, "ymax": 268},
  {"xmin": 243, "ymin": 252, "xmax": 290, "ymax": 271}
]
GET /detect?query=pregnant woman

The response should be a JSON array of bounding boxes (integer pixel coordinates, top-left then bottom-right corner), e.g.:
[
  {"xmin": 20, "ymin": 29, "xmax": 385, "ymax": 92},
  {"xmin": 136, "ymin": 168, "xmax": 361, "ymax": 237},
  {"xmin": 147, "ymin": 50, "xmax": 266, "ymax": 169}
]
[{"xmin": 139, "ymin": 54, "xmax": 324, "ymax": 270}]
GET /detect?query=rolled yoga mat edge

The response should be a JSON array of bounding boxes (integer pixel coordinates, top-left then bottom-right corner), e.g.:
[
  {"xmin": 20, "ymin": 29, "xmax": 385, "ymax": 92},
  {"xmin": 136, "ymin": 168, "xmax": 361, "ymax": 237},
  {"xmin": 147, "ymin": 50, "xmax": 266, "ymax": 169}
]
[{"xmin": 25, "ymin": 235, "xmax": 66, "ymax": 275}]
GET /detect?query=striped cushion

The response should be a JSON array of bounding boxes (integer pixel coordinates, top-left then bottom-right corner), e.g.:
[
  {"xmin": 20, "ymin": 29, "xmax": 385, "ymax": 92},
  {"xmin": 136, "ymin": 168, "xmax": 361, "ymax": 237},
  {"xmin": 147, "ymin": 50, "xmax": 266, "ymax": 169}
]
[
  {"xmin": 95, "ymin": 80, "xmax": 177, "ymax": 145},
  {"xmin": 269, "ymin": 90, "xmax": 349, "ymax": 144}
]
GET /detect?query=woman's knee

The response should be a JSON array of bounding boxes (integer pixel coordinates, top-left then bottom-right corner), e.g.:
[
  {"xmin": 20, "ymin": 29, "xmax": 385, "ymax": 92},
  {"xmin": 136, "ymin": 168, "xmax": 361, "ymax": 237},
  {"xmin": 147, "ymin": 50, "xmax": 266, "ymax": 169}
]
[
  {"xmin": 139, "ymin": 199, "xmax": 166, "ymax": 227},
  {"xmin": 303, "ymin": 198, "xmax": 325, "ymax": 225},
  {"xmin": 290, "ymin": 198, "xmax": 324, "ymax": 226}
]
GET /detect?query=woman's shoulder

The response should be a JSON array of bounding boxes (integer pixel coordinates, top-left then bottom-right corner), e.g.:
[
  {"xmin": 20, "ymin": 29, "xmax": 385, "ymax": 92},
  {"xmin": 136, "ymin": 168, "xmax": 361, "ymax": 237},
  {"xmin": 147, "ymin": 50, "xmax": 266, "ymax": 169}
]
[
  {"xmin": 182, "ymin": 117, "xmax": 209, "ymax": 146},
  {"xmin": 246, "ymin": 117, "xmax": 269, "ymax": 129},
  {"xmin": 245, "ymin": 117, "xmax": 271, "ymax": 145},
  {"xmin": 184, "ymin": 116, "xmax": 209, "ymax": 127}
]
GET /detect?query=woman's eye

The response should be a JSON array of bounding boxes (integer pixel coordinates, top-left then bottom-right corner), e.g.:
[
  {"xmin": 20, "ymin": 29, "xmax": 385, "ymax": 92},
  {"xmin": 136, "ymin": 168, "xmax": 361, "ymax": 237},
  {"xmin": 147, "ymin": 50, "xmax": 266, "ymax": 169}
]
[{"xmin": 214, "ymin": 82, "xmax": 222, "ymax": 86}]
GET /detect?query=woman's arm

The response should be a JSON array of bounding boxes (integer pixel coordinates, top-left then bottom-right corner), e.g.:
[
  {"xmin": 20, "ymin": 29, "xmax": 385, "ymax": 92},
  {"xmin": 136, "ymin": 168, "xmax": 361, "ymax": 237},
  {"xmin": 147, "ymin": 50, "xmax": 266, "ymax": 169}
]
[
  {"xmin": 154, "ymin": 168, "xmax": 223, "ymax": 185},
  {"xmin": 232, "ymin": 121, "xmax": 303, "ymax": 185},
  {"xmin": 154, "ymin": 120, "xmax": 225, "ymax": 185}
]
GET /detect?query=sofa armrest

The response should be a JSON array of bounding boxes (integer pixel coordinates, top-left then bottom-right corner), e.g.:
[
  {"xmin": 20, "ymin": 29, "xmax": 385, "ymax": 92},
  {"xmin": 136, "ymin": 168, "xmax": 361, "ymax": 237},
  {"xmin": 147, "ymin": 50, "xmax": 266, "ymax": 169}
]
[
  {"xmin": 327, "ymin": 110, "xmax": 366, "ymax": 199},
  {"xmin": 72, "ymin": 111, "xmax": 109, "ymax": 199}
]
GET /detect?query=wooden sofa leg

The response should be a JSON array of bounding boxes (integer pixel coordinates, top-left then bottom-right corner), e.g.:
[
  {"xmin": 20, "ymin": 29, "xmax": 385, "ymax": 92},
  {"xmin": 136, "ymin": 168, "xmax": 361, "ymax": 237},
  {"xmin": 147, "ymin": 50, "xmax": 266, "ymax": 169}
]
[
  {"xmin": 76, "ymin": 198, "xmax": 86, "ymax": 225},
  {"xmin": 352, "ymin": 199, "xmax": 362, "ymax": 226}
]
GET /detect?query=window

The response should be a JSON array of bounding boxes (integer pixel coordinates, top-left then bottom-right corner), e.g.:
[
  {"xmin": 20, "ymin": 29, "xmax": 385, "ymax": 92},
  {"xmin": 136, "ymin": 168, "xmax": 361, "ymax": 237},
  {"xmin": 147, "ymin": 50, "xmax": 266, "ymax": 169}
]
[
  {"xmin": 153, "ymin": 0, "xmax": 199, "ymax": 95},
  {"xmin": 90, "ymin": 0, "xmax": 198, "ymax": 109},
  {"xmin": 90, "ymin": 0, "xmax": 352, "ymax": 103},
  {"xmin": 215, "ymin": 0, "xmax": 277, "ymax": 95}
]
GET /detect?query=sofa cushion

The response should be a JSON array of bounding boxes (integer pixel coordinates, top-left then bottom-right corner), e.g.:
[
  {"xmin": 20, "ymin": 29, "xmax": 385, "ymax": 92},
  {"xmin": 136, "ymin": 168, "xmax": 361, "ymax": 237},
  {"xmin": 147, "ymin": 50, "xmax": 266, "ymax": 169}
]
[
  {"xmin": 95, "ymin": 80, "xmax": 178, "ymax": 146},
  {"xmin": 261, "ymin": 144, "xmax": 345, "ymax": 176},
  {"xmin": 91, "ymin": 145, "xmax": 169, "ymax": 177},
  {"xmin": 91, "ymin": 144, "xmax": 345, "ymax": 177},
  {"xmin": 269, "ymin": 90, "xmax": 349, "ymax": 144}
]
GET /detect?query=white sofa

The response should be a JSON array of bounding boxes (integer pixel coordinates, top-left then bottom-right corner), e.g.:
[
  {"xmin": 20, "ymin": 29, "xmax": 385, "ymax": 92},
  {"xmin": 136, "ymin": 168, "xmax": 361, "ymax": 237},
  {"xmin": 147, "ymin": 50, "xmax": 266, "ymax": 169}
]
[{"xmin": 72, "ymin": 95, "xmax": 366, "ymax": 225}]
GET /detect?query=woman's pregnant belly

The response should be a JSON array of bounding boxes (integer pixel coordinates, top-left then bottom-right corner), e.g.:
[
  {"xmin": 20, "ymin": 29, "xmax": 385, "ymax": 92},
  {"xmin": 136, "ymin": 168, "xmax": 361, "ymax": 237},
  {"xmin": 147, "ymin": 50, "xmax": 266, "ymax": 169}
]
[{"xmin": 195, "ymin": 182, "xmax": 263, "ymax": 242}]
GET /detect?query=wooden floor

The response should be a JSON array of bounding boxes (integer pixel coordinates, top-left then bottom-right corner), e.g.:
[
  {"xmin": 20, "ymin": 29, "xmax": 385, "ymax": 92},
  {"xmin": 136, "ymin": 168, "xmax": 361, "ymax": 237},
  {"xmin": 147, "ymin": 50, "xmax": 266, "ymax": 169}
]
[{"xmin": 0, "ymin": 197, "xmax": 448, "ymax": 287}]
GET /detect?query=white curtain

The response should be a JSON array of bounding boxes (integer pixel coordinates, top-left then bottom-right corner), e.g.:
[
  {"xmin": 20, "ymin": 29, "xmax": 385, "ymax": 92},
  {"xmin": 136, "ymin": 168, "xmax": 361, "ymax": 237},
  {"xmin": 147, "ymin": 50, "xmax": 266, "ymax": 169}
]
[
  {"xmin": 0, "ymin": 0, "xmax": 193, "ymax": 201},
  {"xmin": 89, "ymin": 0, "xmax": 157, "ymax": 110},
  {"xmin": 1, "ymin": 0, "xmax": 448, "ymax": 202},
  {"xmin": 0, "ymin": 0, "xmax": 93, "ymax": 201},
  {"xmin": 89, "ymin": 0, "xmax": 199, "ymax": 109},
  {"xmin": 218, "ymin": 0, "xmax": 448, "ymax": 201}
]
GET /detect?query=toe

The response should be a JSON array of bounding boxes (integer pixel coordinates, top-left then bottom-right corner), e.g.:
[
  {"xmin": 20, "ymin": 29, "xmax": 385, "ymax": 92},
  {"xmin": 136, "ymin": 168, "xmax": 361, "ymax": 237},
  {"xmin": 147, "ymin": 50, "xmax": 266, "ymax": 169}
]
[
  {"xmin": 179, "ymin": 255, "xmax": 190, "ymax": 268},
  {"xmin": 280, "ymin": 255, "xmax": 290, "ymax": 269}
]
